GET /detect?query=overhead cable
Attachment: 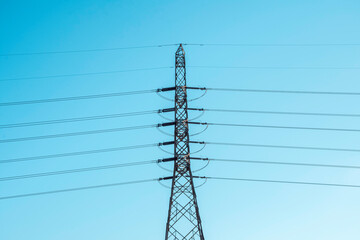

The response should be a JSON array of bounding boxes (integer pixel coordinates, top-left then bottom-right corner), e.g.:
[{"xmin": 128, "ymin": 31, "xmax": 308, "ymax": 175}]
[
  {"xmin": 0, "ymin": 143, "xmax": 160, "ymax": 164},
  {"xmin": 187, "ymin": 87, "xmax": 360, "ymax": 96},
  {"xmin": 0, "ymin": 160, "xmax": 158, "ymax": 182},
  {"xmin": 184, "ymin": 43, "xmax": 360, "ymax": 47},
  {"xmin": 0, "ymin": 89, "xmax": 157, "ymax": 106},
  {"xmin": 191, "ymin": 157, "xmax": 360, "ymax": 170},
  {"xmin": 0, "ymin": 178, "xmax": 159, "ymax": 200},
  {"xmin": 198, "ymin": 176, "xmax": 360, "ymax": 189},
  {"xmin": 193, "ymin": 141, "xmax": 360, "ymax": 153},
  {"xmin": 0, "ymin": 123, "xmax": 169, "ymax": 144},
  {"xmin": 0, "ymin": 44, "xmax": 179, "ymax": 56},
  {"xmin": 194, "ymin": 108, "xmax": 360, "ymax": 118},
  {"xmin": 0, "ymin": 110, "xmax": 159, "ymax": 129},
  {"xmin": 0, "ymin": 66, "xmax": 173, "ymax": 82},
  {"xmin": 3, "ymin": 42, "xmax": 360, "ymax": 57},
  {"xmin": 189, "ymin": 121, "xmax": 360, "ymax": 133},
  {"xmin": 188, "ymin": 66, "xmax": 360, "ymax": 70}
]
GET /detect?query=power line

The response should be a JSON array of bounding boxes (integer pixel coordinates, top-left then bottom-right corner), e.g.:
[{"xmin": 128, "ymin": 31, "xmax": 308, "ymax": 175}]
[
  {"xmin": 198, "ymin": 108, "xmax": 360, "ymax": 118},
  {"xmin": 0, "ymin": 110, "xmax": 159, "ymax": 129},
  {"xmin": 0, "ymin": 89, "xmax": 157, "ymax": 106},
  {"xmin": 190, "ymin": 122, "xmax": 360, "ymax": 133},
  {"xmin": 0, "ymin": 160, "xmax": 158, "ymax": 182},
  {"xmin": 185, "ymin": 43, "xmax": 360, "ymax": 47},
  {"xmin": 192, "ymin": 157, "xmax": 360, "ymax": 169},
  {"xmin": 3, "ymin": 42, "xmax": 360, "ymax": 57},
  {"xmin": 0, "ymin": 44, "xmax": 179, "ymax": 56},
  {"xmin": 2, "ymin": 175, "xmax": 357, "ymax": 200},
  {"xmin": 3, "ymin": 108, "xmax": 356, "ymax": 129},
  {"xmin": 200, "ymin": 176, "xmax": 360, "ymax": 189},
  {"xmin": 0, "ymin": 124, "xmax": 161, "ymax": 144},
  {"xmin": 0, "ymin": 178, "xmax": 158, "ymax": 200},
  {"xmin": 0, "ymin": 143, "xmax": 159, "ymax": 164},
  {"xmin": 206, "ymin": 87, "xmax": 360, "ymax": 95},
  {"xmin": 188, "ymin": 66, "xmax": 360, "ymax": 70},
  {"xmin": 188, "ymin": 87, "xmax": 360, "ymax": 96},
  {"xmin": 0, "ymin": 66, "xmax": 173, "ymax": 82},
  {"xmin": 196, "ymin": 141, "xmax": 360, "ymax": 152}
]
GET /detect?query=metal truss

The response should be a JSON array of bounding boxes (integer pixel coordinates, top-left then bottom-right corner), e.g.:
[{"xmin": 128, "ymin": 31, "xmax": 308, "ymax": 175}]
[{"xmin": 165, "ymin": 44, "xmax": 205, "ymax": 240}]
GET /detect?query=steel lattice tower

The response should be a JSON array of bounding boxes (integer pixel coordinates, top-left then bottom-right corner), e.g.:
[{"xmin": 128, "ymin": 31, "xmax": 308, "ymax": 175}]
[{"xmin": 165, "ymin": 44, "xmax": 205, "ymax": 240}]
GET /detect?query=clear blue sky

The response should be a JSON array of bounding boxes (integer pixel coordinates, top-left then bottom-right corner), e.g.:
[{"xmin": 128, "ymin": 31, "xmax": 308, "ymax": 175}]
[{"xmin": 1, "ymin": 1, "xmax": 360, "ymax": 239}]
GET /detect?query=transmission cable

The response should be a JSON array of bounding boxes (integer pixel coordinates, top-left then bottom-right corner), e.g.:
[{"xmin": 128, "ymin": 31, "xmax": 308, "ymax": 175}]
[
  {"xmin": 0, "ymin": 44, "xmax": 179, "ymax": 56},
  {"xmin": 0, "ymin": 66, "xmax": 173, "ymax": 82},
  {"xmin": 0, "ymin": 123, "xmax": 166, "ymax": 144},
  {"xmin": 3, "ymin": 42, "xmax": 360, "ymax": 57},
  {"xmin": 0, "ymin": 89, "xmax": 158, "ymax": 106},
  {"xmin": 191, "ymin": 157, "xmax": 360, "ymax": 169},
  {"xmin": 0, "ymin": 160, "xmax": 158, "ymax": 182},
  {"xmin": 0, "ymin": 178, "xmax": 159, "ymax": 200},
  {"xmin": 187, "ymin": 87, "xmax": 360, "ymax": 96},
  {"xmin": 0, "ymin": 143, "xmax": 160, "ymax": 164},
  {"xmin": 184, "ymin": 43, "xmax": 360, "ymax": 47},
  {"xmin": 193, "ymin": 141, "xmax": 360, "ymax": 153},
  {"xmin": 198, "ymin": 176, "xmax": 360, "ymax": 189},
  {"xmin": 188, "ymin": 66, "xmax": 360, "ymax": 70},
  {"xmin": 189, "ymin": 122, "xmax": 360, "ymax": 133},
  {"xmin": 0, "ymin": 110, "xmax": 159, "ymax": 129},
  {"xmin": 194, "ymin": 108, "xmax": 360, "ymax": 118}
]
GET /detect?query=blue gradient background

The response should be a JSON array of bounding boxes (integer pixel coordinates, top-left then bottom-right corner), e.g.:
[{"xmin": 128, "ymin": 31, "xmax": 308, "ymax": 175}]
[{"xmin": 1, "ymin": 1, "xmax": 360, "ymax": 239}]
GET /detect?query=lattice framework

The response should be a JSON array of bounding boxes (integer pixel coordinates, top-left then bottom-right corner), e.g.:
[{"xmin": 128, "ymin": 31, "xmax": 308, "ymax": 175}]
[{"xmin": 165, "ymin": 44, "xmax": 205, "ymax": 240}]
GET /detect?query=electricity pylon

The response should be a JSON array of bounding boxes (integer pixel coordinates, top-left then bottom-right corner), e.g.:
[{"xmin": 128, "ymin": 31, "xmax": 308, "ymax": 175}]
[{"xmin": 165, "ymin": 44, "xmax": 205, "ymax": 240}]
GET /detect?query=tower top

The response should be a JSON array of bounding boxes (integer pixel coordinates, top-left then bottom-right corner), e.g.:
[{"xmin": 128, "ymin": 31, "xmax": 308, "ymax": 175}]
[{"xmin": 176, "ymin": 43, "xmax": 185, "ymax": 56}]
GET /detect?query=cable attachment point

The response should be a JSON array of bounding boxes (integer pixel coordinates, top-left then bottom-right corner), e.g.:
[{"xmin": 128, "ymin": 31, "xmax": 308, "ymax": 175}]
[
  {"xmin": 158, "ymin": 122, "xmax": 175, "ymax": 127},
  {"xmin": 189, "ymin": 121, "xmax": 207, "ymax": 126},
  {"xmin": 190, "ymin": 124, "xmax": 209, "ymax": 137},
  {"xmin": 158, "ymin": 108, "xmax": 175, "ymax": 113},
  {"xmin": 189, "ymin": 89, "xmax": 208, "ymax": 102},
  {"xmin": 191, "ymin": 176, "xmax": 208, "ymax": 188},
  {"xmin": 156, "ymin": 122, "xmax": 174, "ymax": 137},
  {"xmin": 158, "ymin": 141, "xmax": 175, "ymax": 155},
  {"xmin": 191, "ymin": 157, "xmax": 210, "ymax": 173},
  {"xmin": 158, "ymin": 157, "xmax": 176, "ymax": 163},
  {"xmin": 158, "ymin": 141, "xmax": 175, "ymax": 146},
  {"xmin": 157, "ymin": 158, "xmax": 175, "ymax": 172},
  {"xmin": 193, "ymin": 176, "xmax": 207, "ymax": 179},
  {"xmin": 157, "ymin": 87, "xmax": 176, "ymax": 92},
  {"xmin": 188, "ymin": 108, "xmax": 205, "ymax": 112},
  {"xmin": 186, "ymin": 87, "xmax": 207, "ymax": 91},
  {"xmin": 156, "ymin": 87, "xmax": 176, "ymax": 101},
  {"xmin": 191, "ymin": 157, "xmax": 209, "ymax": 161},
  {"xmin": 157, "ymin": 176, "xmax": 173, "ymax": 189},
  {"xmin": 158, "ymin": 110, "xmax": 174, "ymax": 122},
  {"xmin": 159, "ymin": 176, "xmax": 173, "ymax": 181},
  {"xmin": 188, "ymin": 111, "xmax": 205, "ymax": 121},
  {"xmin": 189, "ymin": 141, "xmax": 206, "ymax": 144}
]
